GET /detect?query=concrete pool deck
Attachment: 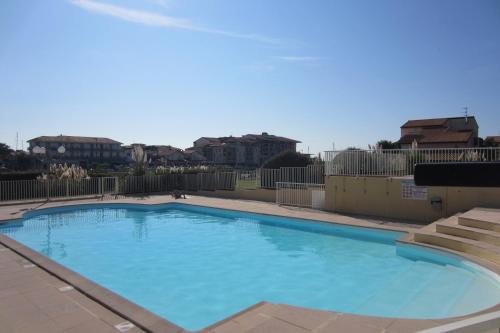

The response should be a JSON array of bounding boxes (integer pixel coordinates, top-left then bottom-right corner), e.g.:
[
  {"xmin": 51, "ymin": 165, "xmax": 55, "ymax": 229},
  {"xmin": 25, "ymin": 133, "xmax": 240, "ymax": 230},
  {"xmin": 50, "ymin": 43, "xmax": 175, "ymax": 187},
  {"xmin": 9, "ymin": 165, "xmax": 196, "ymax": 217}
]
[{"xmin": 0, "ymin": 195, "xmax": 499, "ymax": 333}]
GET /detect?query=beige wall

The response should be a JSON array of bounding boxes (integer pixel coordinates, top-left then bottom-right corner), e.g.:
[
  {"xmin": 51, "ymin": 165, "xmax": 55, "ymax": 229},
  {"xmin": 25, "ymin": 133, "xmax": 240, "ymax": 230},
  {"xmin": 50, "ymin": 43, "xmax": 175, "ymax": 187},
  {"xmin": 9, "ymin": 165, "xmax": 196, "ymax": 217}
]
[
  {"xmin": 325, "ymin": 176, "xmax": 500, "ymax": 223},
  {"xmin": 196, "ymin": 188, "xmax": 276, "ymax": 202}
]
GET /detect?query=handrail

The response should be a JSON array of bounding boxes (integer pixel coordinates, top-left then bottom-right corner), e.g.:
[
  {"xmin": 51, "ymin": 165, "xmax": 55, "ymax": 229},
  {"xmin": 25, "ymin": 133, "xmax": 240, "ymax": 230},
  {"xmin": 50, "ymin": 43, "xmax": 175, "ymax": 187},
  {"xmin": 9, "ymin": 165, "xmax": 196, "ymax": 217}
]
[{"xmin": 324, "ymin": 147, "xmax": 500, "ymax": 177}]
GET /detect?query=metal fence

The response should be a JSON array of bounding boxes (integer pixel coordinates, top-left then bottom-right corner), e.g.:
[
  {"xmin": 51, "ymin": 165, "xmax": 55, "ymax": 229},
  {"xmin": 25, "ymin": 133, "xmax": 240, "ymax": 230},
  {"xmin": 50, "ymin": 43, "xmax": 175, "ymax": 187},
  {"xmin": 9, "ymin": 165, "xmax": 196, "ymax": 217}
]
[
  {"xmin": 276, "ymin": 182, "xmax": 326, "ymax": 209},
  {"xmin": 0, "ymin": 173, "xmax": 237, "ymax": 203},
  {"xmin": 255, "ymin": 165, "xmax": 325, "ymax": 190},
  {"xmin": 279, "ymin": 165, "xmax": 325, "ymax": 184},
  {"xmin": 120, "ymin": 173, "xmax": 237, "ymax": 194},
  {"xmin": 259, "ymin": 168, "xmax": 281, "ymax": 189},
  {"xmin": 0, "ymin": 177, "xmax": 117, "ymax": 202},
  {"xmin": 0, "ymin": 166, "xmax": 325, "ymax": 203},
  {"xmin": 325, "ymin": 147, "xmax": 500, "ymax": 177}
]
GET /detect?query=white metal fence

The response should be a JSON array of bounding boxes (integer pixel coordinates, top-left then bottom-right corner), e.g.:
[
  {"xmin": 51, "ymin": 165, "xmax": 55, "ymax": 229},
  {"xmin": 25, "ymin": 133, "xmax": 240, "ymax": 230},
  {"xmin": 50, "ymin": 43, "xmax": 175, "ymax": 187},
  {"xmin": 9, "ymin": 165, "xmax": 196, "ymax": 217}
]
[
  {"xmin": 0, "ymin": 166, "xmax": 325, "ymax": 204},
  {"xmin": 276, "ymin": 182, "xmax": 326, "ymax": 209},
  {"xmin": 279, "ymin": 165, "xmax": 325, "ymax": 184},
  {"xmin": 0, "ymin": 173, "xmax": 238, "ymax": 203},
  {"xmin": 233, "ymin": 167, "xmax": 324, "ymax": 190},
  {"xmin": 325, "ymin": 147, "xmax": 500, "ymax": 177},
  {"xmin": 0, "ymin": 177, "xmax": 117, "ymax": 202}
]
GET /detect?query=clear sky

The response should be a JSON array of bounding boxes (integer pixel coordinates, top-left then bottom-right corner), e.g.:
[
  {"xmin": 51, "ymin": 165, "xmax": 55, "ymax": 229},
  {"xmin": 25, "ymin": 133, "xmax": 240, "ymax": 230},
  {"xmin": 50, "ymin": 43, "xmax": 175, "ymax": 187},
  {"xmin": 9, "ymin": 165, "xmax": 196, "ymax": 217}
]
[{"xmin": 1, "ymin": 0, "xmax": 499, "ymax": 155}]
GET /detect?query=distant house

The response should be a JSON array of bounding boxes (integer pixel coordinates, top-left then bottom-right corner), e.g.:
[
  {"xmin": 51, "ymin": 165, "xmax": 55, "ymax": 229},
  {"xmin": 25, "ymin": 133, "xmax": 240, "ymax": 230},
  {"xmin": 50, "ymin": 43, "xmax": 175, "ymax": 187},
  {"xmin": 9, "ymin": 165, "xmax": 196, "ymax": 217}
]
[
  {"xmin": 398, "ymin": 116, "xmax": 479, "ymax": 148},
  {"xmin": 184, "ymin": 148, "xmax": 207, "ymax": 163},
  {"xmin": 485, "ymin": 136, "xmax": 500, "ymax": 147},
  {"xmin": 28, "ymin": 135, "xmax": 123, "ymax": 165},
  {"xmin": 193, "ymin": 132, "xmax": 300, "ymax": 166}
]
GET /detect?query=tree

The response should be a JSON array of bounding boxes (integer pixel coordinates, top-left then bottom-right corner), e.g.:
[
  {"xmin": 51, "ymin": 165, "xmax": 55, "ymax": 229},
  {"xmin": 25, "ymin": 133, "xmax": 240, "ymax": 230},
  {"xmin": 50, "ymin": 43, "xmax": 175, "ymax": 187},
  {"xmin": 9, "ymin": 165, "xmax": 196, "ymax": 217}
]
[
  {"xmin": 0, "ymin": 143, "xmax": 13, "ymax": 159},
  {"xmin": 131, "ymin": 145, "xmax": 148, "ymax": 176},
  {"xmin": 376, "ymin": 140, "xmax": 401, "ymax": 150},
  {"xmin": 262, "ymin": 151, "xmax": 311, "ymax": 169}
]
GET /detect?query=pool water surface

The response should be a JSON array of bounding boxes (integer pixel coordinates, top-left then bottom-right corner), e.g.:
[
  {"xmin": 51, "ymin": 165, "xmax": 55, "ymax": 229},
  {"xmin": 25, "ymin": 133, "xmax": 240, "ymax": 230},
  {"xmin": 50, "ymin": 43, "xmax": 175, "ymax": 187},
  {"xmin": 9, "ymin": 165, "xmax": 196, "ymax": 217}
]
[{"xmin": 1, "ymin": 203, "xmax": 499, "ymax": 331}]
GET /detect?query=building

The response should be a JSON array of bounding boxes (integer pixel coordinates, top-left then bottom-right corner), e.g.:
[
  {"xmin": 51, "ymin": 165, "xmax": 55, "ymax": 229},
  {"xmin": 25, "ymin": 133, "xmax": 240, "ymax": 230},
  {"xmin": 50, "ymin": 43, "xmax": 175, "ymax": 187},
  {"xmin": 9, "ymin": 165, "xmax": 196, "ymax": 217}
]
[
  {"xmin": 192, "ymin": 132, "xmax": 300, "ymax": 166},
  {"xmin": 485, "ymin": 136, "xmax": 500, "ymax": 147},
  {"xmin": 28, "ymin": 135, "xmax": 123, "ymax": 165},
  {"xmin": 184, "ymin": 148, "xmax": 207, "ymax": 163},
  {"xmin": 398, "ymin": 116, "xmax": 479, "ymax": 148},
  {"xmin": 145, "ymin": 145, "xmax": 186, "ymax": 165}
]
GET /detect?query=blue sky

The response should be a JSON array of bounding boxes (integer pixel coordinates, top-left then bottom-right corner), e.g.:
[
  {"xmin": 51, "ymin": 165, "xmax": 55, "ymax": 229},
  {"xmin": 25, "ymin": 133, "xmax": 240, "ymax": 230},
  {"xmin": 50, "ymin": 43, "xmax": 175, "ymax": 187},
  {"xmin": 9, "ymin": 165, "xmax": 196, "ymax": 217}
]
[{"xmin": 1, "ymin": 0, "xmax": 499, "ymax": 155}]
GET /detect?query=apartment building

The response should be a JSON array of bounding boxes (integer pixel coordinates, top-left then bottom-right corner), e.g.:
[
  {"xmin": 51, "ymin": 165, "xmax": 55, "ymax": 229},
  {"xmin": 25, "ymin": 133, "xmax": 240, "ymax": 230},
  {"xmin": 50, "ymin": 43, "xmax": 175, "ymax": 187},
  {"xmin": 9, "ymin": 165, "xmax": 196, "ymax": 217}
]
[
  {"xmin": 28, "ymin": 135, "xmax": 123, "ymax": 164},
  {"xmin": 192, "ymin": 132, "xmax": 299, "ymax": 166}
]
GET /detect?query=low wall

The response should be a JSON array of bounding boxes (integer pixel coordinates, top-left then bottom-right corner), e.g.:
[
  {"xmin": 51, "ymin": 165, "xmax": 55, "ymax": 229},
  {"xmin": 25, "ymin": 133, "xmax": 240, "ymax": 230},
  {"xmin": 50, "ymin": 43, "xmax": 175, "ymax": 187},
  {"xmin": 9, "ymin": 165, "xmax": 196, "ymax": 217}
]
[
  {"xmin": 195, "ymin": 188, "xmax": 276, "ymax": 203},
  {"xmin": 325, "ymin": 176, "xmax": 500, "ymax": 223}
]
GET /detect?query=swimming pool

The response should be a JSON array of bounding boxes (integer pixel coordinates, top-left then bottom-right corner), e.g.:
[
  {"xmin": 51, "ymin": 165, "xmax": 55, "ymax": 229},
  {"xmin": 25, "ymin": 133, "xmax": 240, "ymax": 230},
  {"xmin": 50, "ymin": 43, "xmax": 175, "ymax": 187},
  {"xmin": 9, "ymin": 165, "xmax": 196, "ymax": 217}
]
[{"xmin": 1, "ymin": 203, "xmax": 499, "ymax": 331}]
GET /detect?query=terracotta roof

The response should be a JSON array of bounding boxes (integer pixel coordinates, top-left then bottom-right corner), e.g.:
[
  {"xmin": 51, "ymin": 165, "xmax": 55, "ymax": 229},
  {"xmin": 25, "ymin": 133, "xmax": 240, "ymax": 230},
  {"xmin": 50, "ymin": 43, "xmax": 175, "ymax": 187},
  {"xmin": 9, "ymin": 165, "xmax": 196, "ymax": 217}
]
[
  {"xmin": 241, "ymin": 133, "xmax": 300, "ymax": 143},
  {"xmin": 401, "ymin": 118, "xmax": 448, "ymax": 128},
  {"xmin": 399, "ymin": 129, "xmax": 473, "ymax": 144},
  {"xmin": 420, "ymin": 130, "xmax": 473, "ymax": 143},
  {"xmin": 196, "ymin": 133, "xmax": 300, "ymax": 145},
  {"xmin": 486, "ymin": 136, "xmax": 500, "ymax": 143},
  {"xmin": 28, "ymin": 135, "xmax": 121, "ymax": 144},
  {"xmin": 197, "ymin": 137, "xmax": 221, "ymax": 144},
  {"xmin": 401, "ymin": 116, "xmax": 476, "ymax": 128}
]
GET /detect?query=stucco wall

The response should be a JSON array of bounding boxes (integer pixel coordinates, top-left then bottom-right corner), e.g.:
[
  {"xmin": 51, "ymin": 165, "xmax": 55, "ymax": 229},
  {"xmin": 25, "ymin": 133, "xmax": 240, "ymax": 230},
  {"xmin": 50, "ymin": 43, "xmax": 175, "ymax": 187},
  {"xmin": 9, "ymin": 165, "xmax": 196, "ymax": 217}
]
[
  {"xmin": 196, "ymin": 188, "xmax": 276, "ymax": 202},
  {"xmin": 325, "ymin": 176, "xmax": 500, "ymax": 223}
]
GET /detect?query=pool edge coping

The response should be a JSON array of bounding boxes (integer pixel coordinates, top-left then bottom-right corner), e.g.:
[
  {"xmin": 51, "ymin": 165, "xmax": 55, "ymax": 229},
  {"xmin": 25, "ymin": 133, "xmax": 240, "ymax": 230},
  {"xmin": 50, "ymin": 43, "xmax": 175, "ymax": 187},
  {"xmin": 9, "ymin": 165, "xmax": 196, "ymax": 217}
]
[
  {"xmin": 0, "ymin": 234, "xmax": 188, "ymax": 333},
  {"xmin": 0, "ymin": 199, "xmax": 500, "ymax": 332}
]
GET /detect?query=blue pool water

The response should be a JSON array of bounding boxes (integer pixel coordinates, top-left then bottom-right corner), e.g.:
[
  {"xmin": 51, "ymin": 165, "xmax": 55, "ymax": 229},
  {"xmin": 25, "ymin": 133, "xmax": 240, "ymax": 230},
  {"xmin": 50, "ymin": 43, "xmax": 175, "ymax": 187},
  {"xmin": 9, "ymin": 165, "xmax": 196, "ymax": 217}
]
[{"xmin": 1, "ymin": 203, "xmax": 499, "ymax": 331}]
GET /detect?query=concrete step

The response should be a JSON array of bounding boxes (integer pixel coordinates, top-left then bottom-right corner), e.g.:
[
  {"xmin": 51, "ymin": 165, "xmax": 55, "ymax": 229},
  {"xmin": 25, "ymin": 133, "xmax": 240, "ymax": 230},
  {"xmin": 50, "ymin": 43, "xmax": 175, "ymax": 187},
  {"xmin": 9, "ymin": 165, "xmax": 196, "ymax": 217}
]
[
  {"xmin": 413, "ymin": 229, "xmax": 500, "ymax": 265},
  {"xmin": 458, "ymin": 208, "xmax": 500, "ymax": 232},
  {"xmin": 436, "ymin": 217, "xmax": 500, "ymax": 247}
]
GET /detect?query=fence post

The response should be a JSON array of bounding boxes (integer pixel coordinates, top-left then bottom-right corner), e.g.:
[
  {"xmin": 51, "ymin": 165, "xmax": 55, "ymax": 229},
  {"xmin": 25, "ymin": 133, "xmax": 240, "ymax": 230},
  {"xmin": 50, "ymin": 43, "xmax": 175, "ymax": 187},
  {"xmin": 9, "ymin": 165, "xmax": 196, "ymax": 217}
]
[
  {"xmin": 99, "ymin": 177, "xmax": 103, "ymax": 198},
  {"xmin": 46, "ymin": 179, "xmax": 50, "ymax": 201},
  {"xmin": 66, "ymin": 179, "xmax": 69, "ymax": 198},
  {"xmin": 114, "ymin": 177, "xmax": 119, "ymax": 195}
]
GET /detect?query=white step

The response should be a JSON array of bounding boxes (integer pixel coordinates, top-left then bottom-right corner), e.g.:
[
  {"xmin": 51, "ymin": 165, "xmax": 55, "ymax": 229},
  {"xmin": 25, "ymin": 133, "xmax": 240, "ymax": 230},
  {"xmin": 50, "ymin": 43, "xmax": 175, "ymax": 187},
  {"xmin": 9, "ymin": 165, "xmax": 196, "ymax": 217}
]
[{"xmin": 413, "ymin": 230, "xmax": 500, "ymax": 265}]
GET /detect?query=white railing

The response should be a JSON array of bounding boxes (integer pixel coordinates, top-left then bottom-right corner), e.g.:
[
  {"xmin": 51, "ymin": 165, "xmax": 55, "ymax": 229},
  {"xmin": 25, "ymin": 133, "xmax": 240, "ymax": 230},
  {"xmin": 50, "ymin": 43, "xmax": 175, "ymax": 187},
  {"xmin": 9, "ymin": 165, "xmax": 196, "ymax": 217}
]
[
  {"xmin": 258, "ymin": 166, "xmax": 325, "ymax": 190},
  {"xmin": 259, "ymin": 168, "xmax": 281, "ymax": 189},
  {"xmin": 0, "ymin": 177, "xmax": 117, "ymax": 202},
  {"xmin": 235, "ymin": 170, "xmax": 259, "ymax": 190},
  {"xmin": 121, "ymin": 173, "xmax": 237, "ymax": 194},
  {"xmin": 325, "ymin": 147, "xmax": 500, "ymax": 177},
  {"xmin": 0, "ymin": 173, "xmax": 239, "ymax": 203},
  {"xmin": 417, "ymin": 310, "xmax": 500, "ymax": 333},
  {"xmin": 280, "ymin": 165, "xmax": 325, "ymax": 184},
  {"xmin": 276, "ymin": 182, "xmax": 326, "ymax": 209},
  {"xmin": 0, "ymin": 166, "xmax": 326, "ymax": 203}
]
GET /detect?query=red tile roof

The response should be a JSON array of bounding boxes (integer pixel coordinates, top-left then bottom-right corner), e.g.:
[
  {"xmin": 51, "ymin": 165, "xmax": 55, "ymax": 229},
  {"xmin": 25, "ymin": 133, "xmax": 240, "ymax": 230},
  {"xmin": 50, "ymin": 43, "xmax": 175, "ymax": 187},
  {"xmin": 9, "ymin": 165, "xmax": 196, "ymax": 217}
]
[
  {"xmin": 486, "ymin": 136, "xmax": 500, "ymax": 143},
  {"xmin": 419, "ymin": 130, "xmax": 473, "ymax": 143},
  {"xmin": 401, "ymin": 118, "xmax": 448, "ymax": 128},
  {"xmin": 28, "ymin": 135, "xmax": 122, "ymax": 144},
  {"xmin": 401, "ymin": 116, "xmax": 476, "ymax": 128},
  {"xmin": 399, "ymin": 129, "xmax": 473, "ymax": 144}
]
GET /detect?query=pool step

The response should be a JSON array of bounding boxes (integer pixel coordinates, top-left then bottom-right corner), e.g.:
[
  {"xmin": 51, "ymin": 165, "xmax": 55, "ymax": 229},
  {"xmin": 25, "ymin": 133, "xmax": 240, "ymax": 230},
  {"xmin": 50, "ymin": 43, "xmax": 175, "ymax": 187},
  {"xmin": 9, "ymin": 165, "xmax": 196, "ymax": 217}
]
[
  {"xmin": 458, "ymin": 208, "xmax": 500, "ymax": 232},
  {"xmin": 398, "ymin": 264, "xmax": 475, "ymax": 318},
  {"xmin": 355, "ymin": 261, "xmax": 442, "ymax": 316},
  {"xmin": 413, "ymin": 228, "xmax": 500, "ymax": 265},
  {"xmin": 436, "ymin": 216, "xmax": 500, "ymax": 247}
]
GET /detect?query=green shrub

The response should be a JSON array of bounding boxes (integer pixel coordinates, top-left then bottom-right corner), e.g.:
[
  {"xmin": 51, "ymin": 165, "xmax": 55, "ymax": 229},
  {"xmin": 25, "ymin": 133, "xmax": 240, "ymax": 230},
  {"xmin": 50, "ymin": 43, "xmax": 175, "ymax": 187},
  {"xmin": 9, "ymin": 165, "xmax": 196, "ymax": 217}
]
[{"xmin": 262, "ymin": 151, "xmax": 311, "ymax": 169}]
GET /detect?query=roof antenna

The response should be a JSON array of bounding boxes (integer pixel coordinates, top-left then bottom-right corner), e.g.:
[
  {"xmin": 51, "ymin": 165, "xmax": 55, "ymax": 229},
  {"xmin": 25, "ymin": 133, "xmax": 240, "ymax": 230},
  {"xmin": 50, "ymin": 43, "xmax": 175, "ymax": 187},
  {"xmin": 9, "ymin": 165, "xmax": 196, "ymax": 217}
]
[{"xmin": 463, "ymin": 106, "xmax": 469, "ymax": 123}]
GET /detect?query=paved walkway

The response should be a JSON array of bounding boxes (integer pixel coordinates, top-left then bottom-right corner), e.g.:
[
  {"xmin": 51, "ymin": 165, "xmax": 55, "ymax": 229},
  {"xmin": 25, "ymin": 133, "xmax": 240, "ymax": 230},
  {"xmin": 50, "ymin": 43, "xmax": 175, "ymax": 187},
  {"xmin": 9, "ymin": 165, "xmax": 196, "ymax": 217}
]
[
  {"xmin": 0, "ymin": 195, "xmax": 498, "ymax": 333},
  {"xmin": 0, "ymin": 244, "xmax": 144, "ymax": 333}
]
